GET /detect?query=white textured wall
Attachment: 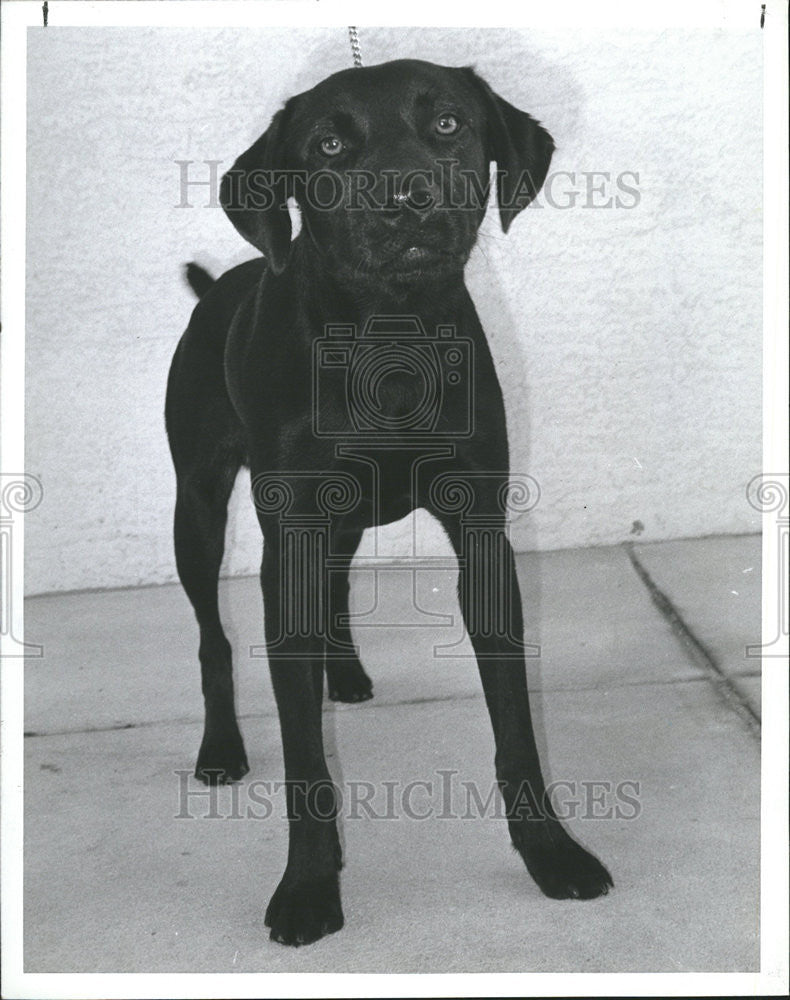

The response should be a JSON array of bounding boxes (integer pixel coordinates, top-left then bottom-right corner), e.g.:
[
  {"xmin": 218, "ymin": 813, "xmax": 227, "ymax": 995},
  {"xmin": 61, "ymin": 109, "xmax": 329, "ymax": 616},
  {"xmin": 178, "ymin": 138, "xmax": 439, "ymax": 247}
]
[{"xmin": 25, "ymin": 26, "xmax": 762, "ymax": 594}]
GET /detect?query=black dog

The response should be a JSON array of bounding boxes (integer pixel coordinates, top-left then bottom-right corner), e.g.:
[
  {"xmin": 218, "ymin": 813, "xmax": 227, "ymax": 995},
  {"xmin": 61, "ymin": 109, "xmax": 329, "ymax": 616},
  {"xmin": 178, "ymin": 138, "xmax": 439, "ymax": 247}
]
[{"xmin": 166, "ymin": 58, "xmax": 612, "ymax": 947}]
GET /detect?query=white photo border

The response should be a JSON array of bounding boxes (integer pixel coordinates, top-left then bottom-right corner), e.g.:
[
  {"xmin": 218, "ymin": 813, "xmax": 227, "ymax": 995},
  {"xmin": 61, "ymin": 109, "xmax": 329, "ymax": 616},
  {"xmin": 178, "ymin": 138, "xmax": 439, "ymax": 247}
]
[{"xmin": 1, "ymin": 1, "xmax": 787, "ymax": 997}]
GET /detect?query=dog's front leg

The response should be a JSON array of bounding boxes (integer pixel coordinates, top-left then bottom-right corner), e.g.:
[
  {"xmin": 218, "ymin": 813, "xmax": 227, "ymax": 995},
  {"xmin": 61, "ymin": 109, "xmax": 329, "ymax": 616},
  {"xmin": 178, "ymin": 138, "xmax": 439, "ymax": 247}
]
[
  {"xmin": 325, "ymin": 527, "xmax": 373, "ymax": 704},
  {"xmin": 435, "ymin": 494, "xmax": 613, "ymax": 901},
  {"xmin": 260, "ymin": 535, "xmax": 344, "ymax": 946}
]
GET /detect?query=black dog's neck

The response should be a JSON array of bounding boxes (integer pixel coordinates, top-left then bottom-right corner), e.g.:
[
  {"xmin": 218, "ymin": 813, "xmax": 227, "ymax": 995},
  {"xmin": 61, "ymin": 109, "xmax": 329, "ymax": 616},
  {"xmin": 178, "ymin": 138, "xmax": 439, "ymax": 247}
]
[{"xmin": 287, "ymin": 232, "xmax": 470, "ymax": 331}]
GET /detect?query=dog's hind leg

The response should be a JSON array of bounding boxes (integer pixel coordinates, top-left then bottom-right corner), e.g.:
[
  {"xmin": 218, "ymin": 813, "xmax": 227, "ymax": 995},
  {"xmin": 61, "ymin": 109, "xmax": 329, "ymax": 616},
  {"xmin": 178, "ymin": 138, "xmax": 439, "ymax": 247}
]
[
  {"xmin": 167, "ymin": 328, "xmax": 250, "ymax": 785},
  {"xmin": 325, "ymin": 528, "xmax": 374, "ymax": 703},
  {"xmin": 173, "ymin": 453, "xmax": 249, "ymax": 784}
]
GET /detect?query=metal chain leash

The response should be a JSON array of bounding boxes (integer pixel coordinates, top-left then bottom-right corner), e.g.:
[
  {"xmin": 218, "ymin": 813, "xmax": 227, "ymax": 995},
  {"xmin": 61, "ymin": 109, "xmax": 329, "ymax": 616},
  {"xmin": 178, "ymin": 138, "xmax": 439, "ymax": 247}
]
[{"xmin": 348, "ymin": 26, "xmax": 363, "ymax": 68}]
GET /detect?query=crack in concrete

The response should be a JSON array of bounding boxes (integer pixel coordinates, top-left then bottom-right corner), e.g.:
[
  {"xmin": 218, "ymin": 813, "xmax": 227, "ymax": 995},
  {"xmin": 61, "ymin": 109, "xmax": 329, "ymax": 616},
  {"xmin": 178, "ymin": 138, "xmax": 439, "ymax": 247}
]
[
  {"xmin": 624, "ymin": 542, "xmax": 761, "ymax": 738},
  {"xmin": 24, "ymin": 673, "xmax": 759, "ymax": 740}
]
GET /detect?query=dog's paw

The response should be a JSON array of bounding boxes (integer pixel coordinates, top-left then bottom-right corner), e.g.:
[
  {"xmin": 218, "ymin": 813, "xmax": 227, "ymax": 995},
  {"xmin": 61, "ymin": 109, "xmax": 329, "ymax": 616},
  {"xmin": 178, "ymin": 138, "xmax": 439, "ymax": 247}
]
[
  {"xmin": 265, "ymin": 874, "xmax": 344, "ymax": 946},
  {"xmin": 326, "ymin": 660, "xmax": 373, "ymax": 703},
  {"xmin": 194, "ymin": 728, "xmax": 249, "ymax": 785},
  {"xmin": 514, "ymin": 823, "xmax": 613, "ymax": 900}
]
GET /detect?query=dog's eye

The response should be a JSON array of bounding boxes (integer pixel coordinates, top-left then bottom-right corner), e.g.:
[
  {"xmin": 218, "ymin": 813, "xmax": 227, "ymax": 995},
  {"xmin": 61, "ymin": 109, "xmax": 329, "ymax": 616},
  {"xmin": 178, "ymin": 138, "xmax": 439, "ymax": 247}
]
[
  {"xmin": 435, "ymin": 113, "xmax": 460, "ymax": 136},
  {"xmin": 319, "ymin": 135, "xmax": 344, "ymax": 157}
]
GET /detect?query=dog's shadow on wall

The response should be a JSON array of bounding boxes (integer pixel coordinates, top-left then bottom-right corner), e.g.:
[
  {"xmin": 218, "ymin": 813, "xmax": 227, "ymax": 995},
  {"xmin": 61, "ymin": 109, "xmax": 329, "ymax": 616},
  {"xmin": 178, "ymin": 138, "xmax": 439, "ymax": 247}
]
[{"xmin": 291, "ymin": 26, "xmax": 584, "ymax": 138}]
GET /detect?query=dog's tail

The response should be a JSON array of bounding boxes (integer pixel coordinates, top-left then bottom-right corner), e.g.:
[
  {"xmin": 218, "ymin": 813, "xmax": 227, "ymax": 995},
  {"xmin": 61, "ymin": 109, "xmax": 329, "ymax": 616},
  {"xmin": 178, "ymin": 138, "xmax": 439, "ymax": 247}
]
[{"xmin": 183, "ymin": 261, "xmax": 216, "ymax": 299}]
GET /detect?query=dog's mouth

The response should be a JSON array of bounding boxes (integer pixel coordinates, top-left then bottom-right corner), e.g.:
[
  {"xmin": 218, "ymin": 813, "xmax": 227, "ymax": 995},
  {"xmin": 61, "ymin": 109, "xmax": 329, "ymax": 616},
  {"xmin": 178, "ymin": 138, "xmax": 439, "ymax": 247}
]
[
  {"xmin": 402, "ymin": 246, "xmax": 442, "ymax": 264},
  {"xmin": 333, "ymin": 234, "xmax": 471, "ymax": 285},
  {"xmin": 384, "ymin": 244, "xmax": 467, "ymax": 277}
]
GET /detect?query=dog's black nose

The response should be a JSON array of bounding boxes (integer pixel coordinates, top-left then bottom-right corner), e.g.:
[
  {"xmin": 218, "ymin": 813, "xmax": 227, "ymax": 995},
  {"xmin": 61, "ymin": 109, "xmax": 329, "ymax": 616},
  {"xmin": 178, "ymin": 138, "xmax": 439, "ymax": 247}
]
[
  {"xmin": 400, "ymin": 174, "xmax": 440, "ymax": 212},
  {"xmin": 383, "ymin": 172, "xmax": 440, "ymax": 218}
]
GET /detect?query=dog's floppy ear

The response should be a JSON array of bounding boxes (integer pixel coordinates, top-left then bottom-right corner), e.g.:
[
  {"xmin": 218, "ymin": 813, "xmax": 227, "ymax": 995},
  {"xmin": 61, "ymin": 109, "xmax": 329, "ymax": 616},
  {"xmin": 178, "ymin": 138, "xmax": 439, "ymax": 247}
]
[
  {"xmin": 219, "ymin": 108, "xmax": 293, "ymax": 274},
  {"xmin": 465, "ymin": 69, "xmax": 555, "ymax": 233}
]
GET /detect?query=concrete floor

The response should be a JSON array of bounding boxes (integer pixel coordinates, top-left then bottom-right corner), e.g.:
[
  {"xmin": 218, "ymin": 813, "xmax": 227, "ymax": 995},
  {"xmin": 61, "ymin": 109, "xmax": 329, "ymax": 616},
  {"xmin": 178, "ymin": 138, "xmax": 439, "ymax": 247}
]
[{"xmin": 23, "ymin": 535, "xmax": 761, "ymax": 973}]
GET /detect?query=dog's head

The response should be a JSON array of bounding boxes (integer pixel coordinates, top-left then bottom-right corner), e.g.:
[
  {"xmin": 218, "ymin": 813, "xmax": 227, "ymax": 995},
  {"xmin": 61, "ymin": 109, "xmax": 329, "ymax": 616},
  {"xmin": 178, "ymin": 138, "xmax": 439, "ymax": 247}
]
[{"xmin": 220, "ymin": 59, "xmax": 554, "ymax": 286}]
